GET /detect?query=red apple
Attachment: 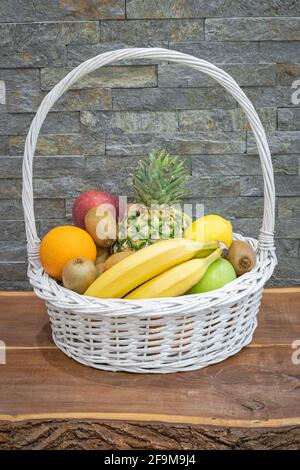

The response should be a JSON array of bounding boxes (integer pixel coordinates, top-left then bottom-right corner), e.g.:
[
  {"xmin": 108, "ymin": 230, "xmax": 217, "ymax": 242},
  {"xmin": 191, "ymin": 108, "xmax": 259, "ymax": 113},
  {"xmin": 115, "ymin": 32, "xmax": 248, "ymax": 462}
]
[{"xmin": 72, "ymin": 190, "xmax": 119, "ymax": 229}]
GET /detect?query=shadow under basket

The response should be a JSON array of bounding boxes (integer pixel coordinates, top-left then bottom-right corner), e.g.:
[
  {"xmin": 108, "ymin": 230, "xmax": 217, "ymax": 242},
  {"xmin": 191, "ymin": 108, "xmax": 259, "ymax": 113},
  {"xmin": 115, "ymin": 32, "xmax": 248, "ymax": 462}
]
[{"xmin": 22, "ymin": 48, "xmax": 277, "ymax": 373}]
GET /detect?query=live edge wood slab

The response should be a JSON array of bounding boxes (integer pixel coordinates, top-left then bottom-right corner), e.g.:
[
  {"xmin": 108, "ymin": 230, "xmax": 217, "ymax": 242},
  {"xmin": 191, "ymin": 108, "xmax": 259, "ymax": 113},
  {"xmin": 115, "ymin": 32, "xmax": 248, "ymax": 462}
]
[{"xmin": 0, "ymin": 289, "xmax": 299, "ymax": 450}]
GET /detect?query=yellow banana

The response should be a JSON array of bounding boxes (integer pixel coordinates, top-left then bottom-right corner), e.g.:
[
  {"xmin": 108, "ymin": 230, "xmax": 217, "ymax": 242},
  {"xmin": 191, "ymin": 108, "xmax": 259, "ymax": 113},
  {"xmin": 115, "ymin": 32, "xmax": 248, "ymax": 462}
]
[
  {"xmin": 125, "ymin": 245, "xmax": 226, "ymax": 300},
  {"xmin": 84, "ymin": 238, "xmax": 218, "ymax": 299}
]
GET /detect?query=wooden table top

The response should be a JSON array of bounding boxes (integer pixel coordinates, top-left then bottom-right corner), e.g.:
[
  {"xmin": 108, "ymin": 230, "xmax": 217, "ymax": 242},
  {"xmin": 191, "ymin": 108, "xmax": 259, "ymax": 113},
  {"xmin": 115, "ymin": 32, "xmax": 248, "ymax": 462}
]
[{"xmin": 0, "ymin": 288, "xmax": 300, "ymax": 450}]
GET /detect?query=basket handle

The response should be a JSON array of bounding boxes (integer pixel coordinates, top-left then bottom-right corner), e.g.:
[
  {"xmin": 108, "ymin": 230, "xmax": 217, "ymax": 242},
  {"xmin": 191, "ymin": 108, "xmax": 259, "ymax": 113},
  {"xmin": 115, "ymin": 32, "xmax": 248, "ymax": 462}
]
[{"xmin": 22, "ymin": 47, "xmax": 275, "ymax": 267}]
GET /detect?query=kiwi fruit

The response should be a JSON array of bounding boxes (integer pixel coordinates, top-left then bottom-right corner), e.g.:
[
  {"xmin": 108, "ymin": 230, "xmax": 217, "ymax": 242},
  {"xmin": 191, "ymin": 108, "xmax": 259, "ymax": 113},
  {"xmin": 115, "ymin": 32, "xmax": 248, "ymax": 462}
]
[
  {"xmin": 226, "ymin": 240, "xmax": 256, "ymax": 276},
  {"xmin": 62, "ymin": 257, "xmax": 98, "ymax": 294}
]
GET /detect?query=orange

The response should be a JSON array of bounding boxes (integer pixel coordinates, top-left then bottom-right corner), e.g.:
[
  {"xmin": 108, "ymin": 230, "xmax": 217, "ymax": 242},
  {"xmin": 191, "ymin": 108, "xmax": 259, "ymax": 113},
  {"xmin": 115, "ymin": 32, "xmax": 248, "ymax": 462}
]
[{"xmin": 39, "ymin": 226, "xmax": 97, "ymax": 280}]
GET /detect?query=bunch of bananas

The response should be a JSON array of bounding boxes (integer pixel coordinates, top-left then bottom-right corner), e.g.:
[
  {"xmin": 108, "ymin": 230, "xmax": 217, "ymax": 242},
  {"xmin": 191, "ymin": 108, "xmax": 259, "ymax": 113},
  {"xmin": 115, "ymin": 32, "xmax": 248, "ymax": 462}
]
[{"xmin": 84, "ymin": 239, "xmax": 227, "ymax": 299}]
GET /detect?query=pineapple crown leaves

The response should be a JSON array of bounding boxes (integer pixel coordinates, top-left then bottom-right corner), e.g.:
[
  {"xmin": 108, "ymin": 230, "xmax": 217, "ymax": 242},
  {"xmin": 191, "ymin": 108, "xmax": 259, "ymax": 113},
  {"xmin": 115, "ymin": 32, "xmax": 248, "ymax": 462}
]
[{"xmin": 132, "ymin": 149, "xmax": 187, "ymax": 206}]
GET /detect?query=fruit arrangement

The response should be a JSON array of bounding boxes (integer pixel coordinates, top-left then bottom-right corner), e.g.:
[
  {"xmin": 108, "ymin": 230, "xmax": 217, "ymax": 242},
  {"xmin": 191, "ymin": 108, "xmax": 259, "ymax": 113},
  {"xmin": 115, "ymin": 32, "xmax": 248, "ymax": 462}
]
[{"xmin": 39, "ymin": 149, "xmax": 256, "ymax": 299}]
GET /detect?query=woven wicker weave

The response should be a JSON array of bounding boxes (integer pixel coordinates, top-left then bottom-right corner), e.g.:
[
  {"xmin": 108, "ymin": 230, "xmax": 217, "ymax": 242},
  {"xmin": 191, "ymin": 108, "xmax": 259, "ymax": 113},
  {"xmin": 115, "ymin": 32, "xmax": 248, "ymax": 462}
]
[{"xmin": 22, "ymin": 48, "xmax": 277, "ymax": 373}]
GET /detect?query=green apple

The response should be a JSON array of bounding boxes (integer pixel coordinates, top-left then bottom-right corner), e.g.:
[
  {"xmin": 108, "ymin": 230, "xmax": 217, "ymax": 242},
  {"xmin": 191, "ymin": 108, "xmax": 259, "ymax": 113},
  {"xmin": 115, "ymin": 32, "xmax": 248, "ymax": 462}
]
[{"xmin": 187, "ymin": 258, "xmax": 236, "ymax": 294}]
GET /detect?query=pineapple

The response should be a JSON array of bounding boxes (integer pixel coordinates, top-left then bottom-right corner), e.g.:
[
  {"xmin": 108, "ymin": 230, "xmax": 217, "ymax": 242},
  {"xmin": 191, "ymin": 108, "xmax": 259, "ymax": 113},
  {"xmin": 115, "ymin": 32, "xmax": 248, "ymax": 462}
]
[{"xmin": 114, "ymin": 149, "xmax": 191, "ymax": 252}]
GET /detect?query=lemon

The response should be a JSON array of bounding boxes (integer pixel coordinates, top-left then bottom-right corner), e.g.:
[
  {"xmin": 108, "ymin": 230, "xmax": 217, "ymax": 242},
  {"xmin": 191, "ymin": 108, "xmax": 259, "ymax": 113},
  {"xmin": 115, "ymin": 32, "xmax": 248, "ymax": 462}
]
[{"xmin": 184, "ymin": 214, "xmax": 233, "ymax": 253}]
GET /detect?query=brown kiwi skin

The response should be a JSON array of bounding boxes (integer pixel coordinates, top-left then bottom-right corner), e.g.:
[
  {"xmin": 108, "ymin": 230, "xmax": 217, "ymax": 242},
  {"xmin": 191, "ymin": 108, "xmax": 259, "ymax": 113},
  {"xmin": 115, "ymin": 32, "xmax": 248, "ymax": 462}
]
[
  {"xmin": 226, "ymin": 240, "xmax": 256, "ymax": 276},
  {"xmin": 62, "ymin": 257, "xmax": 98, "ymax": 294}
]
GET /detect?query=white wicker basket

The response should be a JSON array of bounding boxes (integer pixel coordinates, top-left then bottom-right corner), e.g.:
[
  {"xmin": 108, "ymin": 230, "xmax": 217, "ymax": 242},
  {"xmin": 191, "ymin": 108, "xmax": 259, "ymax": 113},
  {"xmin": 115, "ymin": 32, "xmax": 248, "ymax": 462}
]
[{"xmin": 22, "ymin": 48, "xmax": 277, "ymax": 373}]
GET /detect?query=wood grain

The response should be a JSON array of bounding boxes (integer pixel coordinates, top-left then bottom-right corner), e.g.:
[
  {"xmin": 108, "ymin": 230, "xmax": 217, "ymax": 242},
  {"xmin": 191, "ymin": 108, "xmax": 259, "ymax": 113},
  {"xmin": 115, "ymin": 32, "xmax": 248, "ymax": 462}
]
[
  {"xmin": 1, "ymin": 346, "xmax": 299, "ymax": 423},
  {"xmin": 252, "ymin": 291, "xmax": 300, "ymax": 346},
  {"xmin": 0, "ymin": 289, "xmax": 300, "ymax": 449},
  {"xmin": 0, "ymin": 294, "xmax": 51, "ymax": 348}
]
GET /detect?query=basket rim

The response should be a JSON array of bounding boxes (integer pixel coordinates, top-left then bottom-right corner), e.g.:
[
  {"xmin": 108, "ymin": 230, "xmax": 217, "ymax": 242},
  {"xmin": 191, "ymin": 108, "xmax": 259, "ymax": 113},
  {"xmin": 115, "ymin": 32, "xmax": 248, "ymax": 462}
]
[{"xmin": 29, "ymin": 234, "xmax": 276, "ymax": 317}]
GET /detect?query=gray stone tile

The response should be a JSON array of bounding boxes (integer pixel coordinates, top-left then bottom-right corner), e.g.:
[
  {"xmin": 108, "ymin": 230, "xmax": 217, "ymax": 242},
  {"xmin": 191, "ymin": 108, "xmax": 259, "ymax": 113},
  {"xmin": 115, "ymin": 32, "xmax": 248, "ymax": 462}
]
[
  {"xmin": 0, "ymin": 280, "xmax": 31, "ymax": 290},
  {"xmin": 0, "ymin": 241, "xmax": 27, "ymax": 262},
  {"xmin": 0, "ymin": 112, "xmax": 80, "ymax": 135},
  {"xmin": 259, "ymin": 42, "xmax": 300, "ymax": 64},
  {"xmin": 101, "ymin": 19, "xmax": 204, "ymax": 44},
  {"xmin": 169, "ymin": 41, "xmax": 259, "ymax": 64},
  {"xmin": 266, "ymin": 277, "xmax": 300, "ymax": 288},
  {"xmin": 106, "ymin": 131, "xmax": 246, "ymax": 155},
  {"xmin": 41, "ymin": 65, "xmax": 157, "ymax": 90},
  {"xmin": 0, "ymin": 43, "xmax": 67, "ymax": 68},
  {"xmin": 0, "ymin": 262, "xmax": 27, "ymax": 281},
  {"xmin": 8, "ymin": 87, "xmax": 112, "ymax": 113},
  {"xmin": 9, "ymin": 130, "xmax": 105, "ymax": 156},
  {"xmin": 179, "ymin": 108, "xmax": 276, "ymax": 132},
  {"xmin": 230, "ymin": 218, "xmax": 261, "ymax": 238},
  {"xmin": 248, "ymin": 132, "xmax": 300, "ymax": 155},
  {"xmin": 241, "ymin": 176, "xmax": 300, "ymax": 197},
  {"xmin": 33, "ymin": 174, "xmax": 132, "ymax": 200},
  {"xmin": 206, "ymin": 18, "xmax": 300, "ymax": 41},
  {"xmin": 33, "ymin": 177, "xmax": 86, "ymax": 199},
  {"xmin": 278, "ymin": 197, "xmax": 300, "ymax": 218},
  {"xmin": 184, "ymin": 196, "xmax": 264, "ymax": 218},
  {"xmin": 275, "ymin": 218, "xmax": 300, "ymax": 238},
  {"xmin": 191, "ymin": 154, "xmax": 298, "ymax": 176},
  {"xmin": 278, "ymin": 109, "xmax": 300, "ymax": 131},
  {"xmin": 0, "ymin": 156, "xmax": 86, "ymax": 180},
  {"xmin": 80, "ymin": 111, "xmax": 178, "ymax": 133},
  {"xmin": 67, "ymin": 42, "xmax": 169, "ymax": 66},
  {"xmin": 0, "ymin": 220, "xmax": 27, "ymax": 241},
  {"xmin": 277, "ymin": 64, "xmax": 300, "ymax": 86},
  {"xmin": 0, "ymin": 22, "xmax": 100, "ymax": 47},
  {"xmin": 275, "ymin": 239, "xmax": 299, "ymax": 258},
  {"xmin": 0, "ymin": 136, "xmax": 9, "ymax": 155},
  {"xmin": 0, "ymin": 200, "xmax": 24, "ymax": 219},
  {"xmin": 272, "ymin": 257, "xmax": 300, "ymax": 280},
  {"xmin": 0, "ymin": 0, "xmax": 125, "ymax": 21},
  {"xmin": 185, "ymin": 176, "xmax": 240, "ymax": 198},
  {"xmin": 158, "ymin": 64, "xmax": 276, "ymax": 88},
  {"xmin": 126, "ymin": 0, "xmax": 300, "ymax": 19},
  {"xmin": 242, "ymin": 87, "xmax": 293, "ymax": 109},
  {"xmin": 112, "ymin": 87, "xmax": 236, "ymax": 111},
  {"xmin": 0, "ymin": 179, "xmax": 22, "ymax": 199}
]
